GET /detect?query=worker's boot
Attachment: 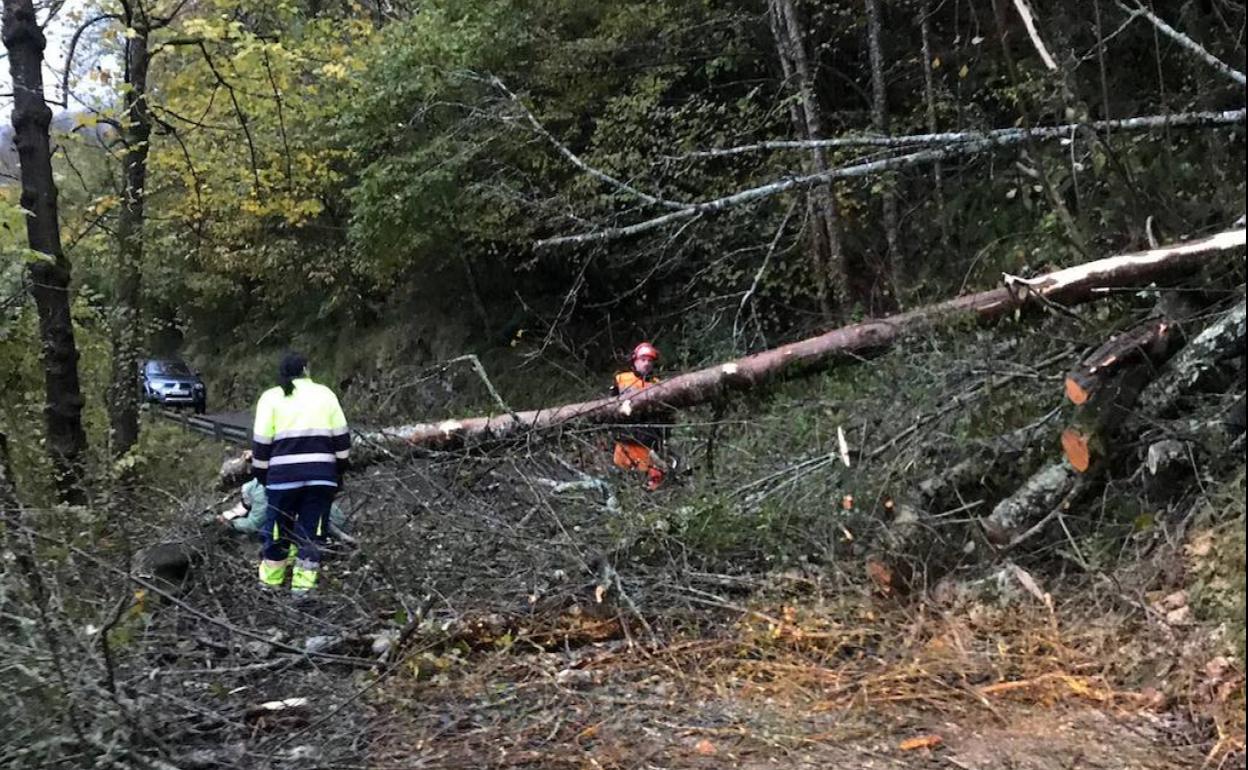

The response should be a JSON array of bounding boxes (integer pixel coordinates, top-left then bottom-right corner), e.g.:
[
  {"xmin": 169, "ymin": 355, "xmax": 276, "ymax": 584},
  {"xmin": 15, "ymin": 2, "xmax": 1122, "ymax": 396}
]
[
  {"xmin": 258, "ymin": 559, "xmax": 288, "ymax": 590},
  {"xmin": 290, "ymin": 558, "xmax": 320, "ymax": 598}
]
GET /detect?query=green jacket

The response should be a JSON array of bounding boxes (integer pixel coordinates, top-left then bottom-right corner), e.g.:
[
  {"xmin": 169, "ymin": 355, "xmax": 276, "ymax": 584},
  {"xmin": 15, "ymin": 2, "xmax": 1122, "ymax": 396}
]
[{"xmin": 231, "ymin": 479, "xmax": 348, "ymax": 536}]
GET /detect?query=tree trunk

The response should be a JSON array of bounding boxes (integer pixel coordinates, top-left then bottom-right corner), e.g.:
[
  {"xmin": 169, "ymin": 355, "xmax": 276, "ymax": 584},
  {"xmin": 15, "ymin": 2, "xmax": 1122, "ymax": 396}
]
[
  {"xmin": 918, "ymin": 0, "xmax": 951, "ymax": 251},
  {"xmin": 109, "ymin": 15, "xmax": 153, "ymax": 458},
  {"xmin": 370, "ymin": 230, "xmax": 1243, "ymax": 452},
  {"xmin": 1064, "ymin": 315, "xmax": 1182, "ymax": 406},
  {"xmin": 1138, "ymin": 299, "xmax": 1246, "ymax": 418},
  {"xmin": 769, "ymin": 0, "xmax": 844, "ymax": 318},
  {"xmin": 864, "ymin": 0, "xmax": 900, "ymax": 313},
  {"xmin": 3, "ymin": 0, "xmax": 89, "ymax": 504},
  {"xmin": 0, "ymin": 432, "xmax": 18, "ymax": 510}
]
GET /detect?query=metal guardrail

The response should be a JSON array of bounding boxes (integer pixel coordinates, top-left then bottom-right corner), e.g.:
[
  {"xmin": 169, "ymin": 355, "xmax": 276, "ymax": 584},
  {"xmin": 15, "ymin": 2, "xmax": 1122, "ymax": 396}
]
[{"xmin": 154, "ymin": 408, "xmax": 250, "ymax": 445}]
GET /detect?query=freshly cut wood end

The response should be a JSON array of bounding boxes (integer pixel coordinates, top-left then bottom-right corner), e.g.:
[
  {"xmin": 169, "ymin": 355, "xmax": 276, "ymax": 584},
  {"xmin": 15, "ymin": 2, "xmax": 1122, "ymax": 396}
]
[
  {"xmin": 1061, "ymin": 427, "xmax": 1092, "ymax": 472},
  {"xmin": 1064, "ymin": 376, "xmax": 1090, "ymax": 405}
]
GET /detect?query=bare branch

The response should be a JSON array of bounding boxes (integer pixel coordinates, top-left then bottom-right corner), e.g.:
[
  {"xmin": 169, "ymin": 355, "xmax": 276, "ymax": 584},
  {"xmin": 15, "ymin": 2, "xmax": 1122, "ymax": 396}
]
[
  {"xmin": 488, "ymin": 76, "xmax": 688, "ymax": 211},
  {"xmin": 734, "ymin": 199, "xmax": 796, "ymax": 346},
  {"xmin": 540, "ymin": 109, "xmax": 1245, "ymax": 249},
  {"xmin": 1117, "ymin": 0, "xmax": 1247, "ymax": 86},
  {"xmin": 195, "ymin": 41, "xmax": 261, "ymax": 189},
  {"xmin": 58, "ymin": 13, "xmax": 120, "ymax": 109},
  {"xmin": 673, "ymin": 108, "xmax": 1245, "ymax": 160},
  {"xmin": 1012, "ymin": 0, "xmax": 1058, "ymax": 70}
]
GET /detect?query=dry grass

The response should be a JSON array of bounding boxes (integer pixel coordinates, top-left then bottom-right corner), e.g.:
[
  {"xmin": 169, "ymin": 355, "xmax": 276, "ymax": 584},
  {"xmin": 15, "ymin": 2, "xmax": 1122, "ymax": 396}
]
[{"xmin": 370, "ymin": 590, "xmax": 1210, "ymax": 769}]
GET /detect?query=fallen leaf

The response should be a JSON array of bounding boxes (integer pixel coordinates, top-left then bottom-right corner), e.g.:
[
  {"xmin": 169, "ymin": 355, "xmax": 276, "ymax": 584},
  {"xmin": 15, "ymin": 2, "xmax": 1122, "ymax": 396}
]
[
  {"xmin": 866, "ymin": 559, "xmax": 893, "ymax": 595},
  {"xmin": 576, "ymin": 723, "xmax": 601, "ymax": 742},
  {"xmin": 694, "ymin": 738, "xmax": 717, "ymax": 756},
  {"xmin": 899, "ymin": 734, "xmax": 943, "ymax": 752}
]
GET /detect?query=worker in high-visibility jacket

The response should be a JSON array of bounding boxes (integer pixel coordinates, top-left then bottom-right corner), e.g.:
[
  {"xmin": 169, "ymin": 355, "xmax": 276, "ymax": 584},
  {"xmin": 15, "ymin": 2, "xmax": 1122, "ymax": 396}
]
[
  {"xmin": 221, "ymin": 477, "xmax": 353, "ymax": 546},
  {"xmin": 251, "ymin": 352, "xmax": 351, "ymax": 595},
  {"xmin": 611, "ymin": 342, "xmax": 669, "ymax": 491}
]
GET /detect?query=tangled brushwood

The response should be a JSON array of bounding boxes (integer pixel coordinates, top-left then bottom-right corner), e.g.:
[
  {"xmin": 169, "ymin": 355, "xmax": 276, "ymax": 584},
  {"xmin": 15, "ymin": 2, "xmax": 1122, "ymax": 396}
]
[{"xmin": 1, "ymin": 278, "xmax": 1244, "ymax": 769}]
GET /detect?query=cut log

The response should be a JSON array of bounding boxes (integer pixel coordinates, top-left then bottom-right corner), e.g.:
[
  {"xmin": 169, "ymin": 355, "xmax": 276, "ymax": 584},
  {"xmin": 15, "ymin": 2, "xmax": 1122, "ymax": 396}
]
[
  {"xmin": 1060, "ymin": 427, "xmax": 1093, "ymax": 473},
  {"xmin": 1059, "ymin": 303, "xmax": 1198, "ymax": 472},
  {"xmin": 375, "ymin": 231, "xmax": 1243, "ymax": 452},
  {"xmin": 1138, "ymin": 299, "xmax": 1246, "ymax": 418},
  {"xmin": 983, "ymin": 461, "xmax": 1078, "ymax": 543},
  {"xmin": 1064, "ymin": 316, "xmax": 1179, "ymax": 405}
]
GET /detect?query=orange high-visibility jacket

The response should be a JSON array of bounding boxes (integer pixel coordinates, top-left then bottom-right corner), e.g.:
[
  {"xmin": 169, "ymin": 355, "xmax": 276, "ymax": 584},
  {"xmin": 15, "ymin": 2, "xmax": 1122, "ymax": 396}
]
[{"xmin": 612, "ymin": 371, "xmax": 666, "ymax": 450}]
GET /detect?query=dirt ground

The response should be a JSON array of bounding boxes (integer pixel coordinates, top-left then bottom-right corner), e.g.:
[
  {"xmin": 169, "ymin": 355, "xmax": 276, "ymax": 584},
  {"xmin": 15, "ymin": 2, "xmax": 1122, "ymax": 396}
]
[
  {"xmin": 365, "ymin": 627, "xmax": 1212, "ymax": 770},
  {"xmin": 105, "ymin": 450, "xmax": 1243, "ymax": 770}
]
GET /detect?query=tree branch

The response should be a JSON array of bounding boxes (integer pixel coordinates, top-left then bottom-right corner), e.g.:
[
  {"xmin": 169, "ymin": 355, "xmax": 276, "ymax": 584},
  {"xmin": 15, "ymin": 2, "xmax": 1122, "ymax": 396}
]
[
  {"xmin": 539, "ymin": 109, "xmax": 1245, "ymax": 249},
  {"xmin": 58, "ymin": 13, "xmax": 120, "ymax": 109},
  {"xmin": 1011, "ymin": 0, "xmax": 1058, "ymax": 70},
  {"xmin": 1117, "ymin": 0, "xmax": 1247, "ymax": 86},
  {"xmin": 672, "ymin": 108, "xmax": 1245, "ymax": 159},
  {"xmin": 489, "ymin": 75, "xmax": 688, "ymax": 211}
]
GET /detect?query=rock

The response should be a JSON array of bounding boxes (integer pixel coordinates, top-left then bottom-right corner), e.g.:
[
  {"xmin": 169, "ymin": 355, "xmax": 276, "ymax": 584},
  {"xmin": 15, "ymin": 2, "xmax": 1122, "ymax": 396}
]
[
  {"xmin": 371, "ymin": 630, "xmax": 400, "ymax": 657},
  {"xmin": 243, "ymin": 640, "xmax": 273, "ymax": 658},
  {"xmin": 303, "ymin": 635, "xmax": 339, "ymax": 654},
  {"xmin": 555, "ymin": 668, "xmax": 597, "ymax": 688},
  {"xmin": 1164, "ymin": 605, "xmax": 1192, "ymax": 626}
]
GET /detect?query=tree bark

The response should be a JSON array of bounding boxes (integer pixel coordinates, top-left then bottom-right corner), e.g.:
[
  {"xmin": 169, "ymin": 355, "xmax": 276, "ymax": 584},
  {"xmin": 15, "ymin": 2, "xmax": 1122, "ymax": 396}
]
[
  {"xmin": 109, "ymin": 7, "xmax": 153, "ymax": 458},
  {"xmin": 918, "ymin": 0, "xmax": 950, "ymax": 251},
  {"xmin": 768, "ymin": 0, "xmax": 844, "ymax": 317},
  {"xmin": 864, "ymin": 0, "xmax": 900, "ymax": 312},
  {"xmin": 372, "ymin": 230, "xmax": 1244, "ymax": 452},
  {"xmin": 3, "ymin": 0, "xmax": 89, "ymax": 504},
  {"xmin": 1064, "ymin": 315, "xmax": 1181, "ymax": 405},
  {"xmin": 1138, "ymin": 299, "xmax": 1246, "ymax": 417}
]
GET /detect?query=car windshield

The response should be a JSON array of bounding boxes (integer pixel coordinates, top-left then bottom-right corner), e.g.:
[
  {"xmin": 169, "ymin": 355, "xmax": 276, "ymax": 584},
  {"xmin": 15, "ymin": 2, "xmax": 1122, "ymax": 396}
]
[{"xmin": 147, "ymin": 361, "xmax": 192, "ymax": 376}]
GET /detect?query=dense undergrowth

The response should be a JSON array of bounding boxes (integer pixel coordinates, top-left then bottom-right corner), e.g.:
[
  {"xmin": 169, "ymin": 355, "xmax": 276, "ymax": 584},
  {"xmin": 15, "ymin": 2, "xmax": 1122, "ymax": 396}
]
[{"xmin": 4, "ymin": 292, "xmax": 1243, "ymax": 768}]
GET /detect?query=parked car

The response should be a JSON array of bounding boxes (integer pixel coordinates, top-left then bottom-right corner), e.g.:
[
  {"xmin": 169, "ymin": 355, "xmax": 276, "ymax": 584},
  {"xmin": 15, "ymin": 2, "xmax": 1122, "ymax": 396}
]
[{"xmin": 141, "ymin": 359, "xmax": 207, "ymax": 413}]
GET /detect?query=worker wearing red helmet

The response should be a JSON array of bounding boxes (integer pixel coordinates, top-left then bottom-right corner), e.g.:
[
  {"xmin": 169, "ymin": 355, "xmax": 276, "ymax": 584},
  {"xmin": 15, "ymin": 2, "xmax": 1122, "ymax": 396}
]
[{"xmin": 611, "ymin": 342, "xmax": 669, "ymax": 491}]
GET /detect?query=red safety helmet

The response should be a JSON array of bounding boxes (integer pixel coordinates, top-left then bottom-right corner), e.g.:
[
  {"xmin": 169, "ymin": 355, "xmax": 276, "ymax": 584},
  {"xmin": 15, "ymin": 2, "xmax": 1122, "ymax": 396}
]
[{"xmin": 632, "ymin": 341, "xmax": 659, "ymax": 362}]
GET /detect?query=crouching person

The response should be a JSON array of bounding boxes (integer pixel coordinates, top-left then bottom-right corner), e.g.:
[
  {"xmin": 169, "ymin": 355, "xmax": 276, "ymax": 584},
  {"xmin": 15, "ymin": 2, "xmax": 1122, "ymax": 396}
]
[
  {"xmin": 222, "ymin": 477, "xmax": 354, "ymax": 546},
  {"xmin": 251, "ymin": 352, "xmax": 351, "ymax": 596}
]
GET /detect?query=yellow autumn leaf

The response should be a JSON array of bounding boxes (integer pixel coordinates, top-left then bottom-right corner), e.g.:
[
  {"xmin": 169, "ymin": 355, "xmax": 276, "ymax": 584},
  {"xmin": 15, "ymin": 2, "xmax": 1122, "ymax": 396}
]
[
  {"xmin": 320, "ymin": 62, "xmax": 348, "ymax": 79},
  {"xmin": 932, "ymin": 57, "xmax": 941, "ymax": 69},
  {"xmin": 959, "ymin": 63, "xmax": 970, "ymax": 78}
]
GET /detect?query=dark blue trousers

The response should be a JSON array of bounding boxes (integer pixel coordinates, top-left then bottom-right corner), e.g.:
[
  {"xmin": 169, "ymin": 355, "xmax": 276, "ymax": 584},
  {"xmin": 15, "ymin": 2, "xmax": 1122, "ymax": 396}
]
[{"xmin": 261, "ymin": 485, "xmax": 336, "ymax": 564}]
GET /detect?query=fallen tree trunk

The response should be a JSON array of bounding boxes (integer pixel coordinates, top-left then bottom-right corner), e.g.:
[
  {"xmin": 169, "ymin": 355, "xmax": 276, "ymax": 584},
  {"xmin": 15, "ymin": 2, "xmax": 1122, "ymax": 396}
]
[
  {"xmin": 986, "ymin": 297, "xmax": 1246, "ymax": 541},
  {"xmin": 1064, "ymin": 316, "xmax": 1179, "ymax": 405},
  {"xmin": 377, "ymin": 230, "xmax": 1243, "ymax": 451},
  {"xmin": 1138, "ymin": 298, "xmax": 1246, "ymax": 417}
]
